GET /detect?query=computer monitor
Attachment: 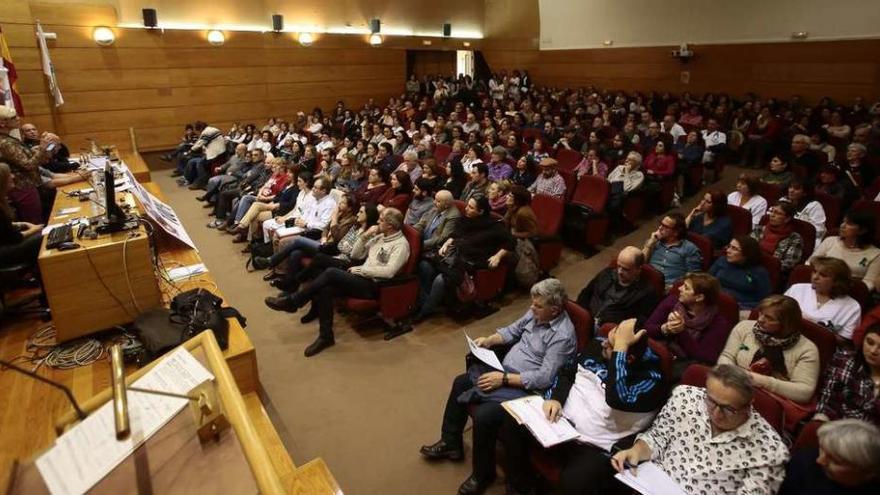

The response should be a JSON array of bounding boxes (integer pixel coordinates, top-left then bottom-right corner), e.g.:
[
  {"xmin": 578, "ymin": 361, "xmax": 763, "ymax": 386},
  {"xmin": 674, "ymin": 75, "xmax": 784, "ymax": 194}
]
[{"xmin": 96, "ymin": 162, "xmax": 129, "ymax": 233}]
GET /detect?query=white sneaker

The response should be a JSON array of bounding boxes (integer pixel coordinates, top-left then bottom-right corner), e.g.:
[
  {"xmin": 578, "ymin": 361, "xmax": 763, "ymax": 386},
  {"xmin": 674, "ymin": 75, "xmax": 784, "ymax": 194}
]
[{"xmin": 671, "ymin": 193, "xmax": 681, "ymax": 208}]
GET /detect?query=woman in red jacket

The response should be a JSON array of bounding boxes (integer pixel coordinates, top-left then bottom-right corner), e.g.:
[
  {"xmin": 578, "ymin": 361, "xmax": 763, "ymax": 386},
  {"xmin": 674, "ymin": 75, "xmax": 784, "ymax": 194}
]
[
  {"xmin": 378, "ymin": 170, "xmax": 413, "ymax": 212},
  {"xmin": 642, "ymin": 140, "xmax": 676, "ymax": 203}
]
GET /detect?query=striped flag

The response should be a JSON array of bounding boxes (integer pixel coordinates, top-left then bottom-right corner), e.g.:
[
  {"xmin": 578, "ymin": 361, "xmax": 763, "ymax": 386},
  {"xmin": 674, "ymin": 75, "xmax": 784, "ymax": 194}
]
[
  {"xmin": 0, "ymin": 25, "xmax": 24, "ymax": 115},
  {"xmin": 35, "ymin": 21, "xmax": 63, "ymax": 107}
]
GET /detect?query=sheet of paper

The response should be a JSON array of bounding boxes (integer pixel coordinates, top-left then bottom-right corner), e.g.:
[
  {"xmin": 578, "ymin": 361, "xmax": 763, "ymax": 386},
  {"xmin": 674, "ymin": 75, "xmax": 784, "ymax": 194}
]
[
  {"xmin": 274, "ymin": 225, "xmax": 305, "ymax": 238},
  {"xmin": 166, "ymin": 263, "xmax": 208, "ymax": 281},
  {"xmin": 614, "ymin": 461, "xmax": 687, "ymax": 495},
  {"xmin": 57, "ymin": 207, "xmax": 81, "ymax": 215},
  {"xmin": 35, "ymin": 348, "xmax": 215, "ymax": 495},
  {"xmin": 502, "ymin": 395, "xmax": 579, "ymax": 448},
  {"xmin": 465, "ymin": 333, "xmax": 504, "ymax": 371}
]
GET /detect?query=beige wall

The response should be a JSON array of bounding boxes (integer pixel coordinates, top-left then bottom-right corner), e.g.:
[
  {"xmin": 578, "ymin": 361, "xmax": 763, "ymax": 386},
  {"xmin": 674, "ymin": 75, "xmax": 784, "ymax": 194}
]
[{"xmin": 538, "ymin": 0, "xmax": 880, "ymax": 49}]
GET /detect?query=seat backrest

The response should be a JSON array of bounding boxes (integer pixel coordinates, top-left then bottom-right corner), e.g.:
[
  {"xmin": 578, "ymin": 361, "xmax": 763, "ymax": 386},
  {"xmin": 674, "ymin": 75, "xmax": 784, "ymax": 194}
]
[
  {"xmin": 813, "ymin": 191, "xmax": 841, "ymax": 233},
  {"xmin": 787, "ymin": 264, "xmax": 812, "ymax": 287},
  {"xmin": 555, "ymin": 148, "xmax": 582, "ymax": 171},
  {"xmin": 570, "ymin": 175, "xmax": 609, "ymax": 214},
  {"xmin": 646, "ymin": 338, "xmax": 674, "ymax": 383},
  {"xmin": 668, "ymin": 280, "xmax": 740, "ymax": 325},
  {"xmin": 400, "ymin": 225, "xmax": 422, "ymax": 275},
  {"xmin": 433, "ymin": 143, "xmax": 452, "ymax": 164},
  {"xmin": 760, "ymin": 253, "xmax": 782, "ymax": 291},
  {"xmin": 758, "ymin": 182, "xmax": 784, "ymax": 205},
  {"xmin": 452, "ymin": 200, "xmax": 466, "ymax": 215},
  {"xmin": 531, "ymin": 194, "xmax": 565, "ymax": 237},
  {"xmin": 558, "ymin": 168, "xmax": 577, "ymax": 203},
  {"xmin": 726, "ymin": 204, "xmax": 753, "ymax": 237},
  {"xmin": 791, "ymin": 218, "xmax": 816, "ymax": 262},
  {"xmin": 849, "ymin": 199, "xmax": 880, "ymax": 246},
  {"xmin": 799, "ymin": 318, "xmax": 837, "ymax": 375},
  {"xmin": 564, "ymin": 300, "xmax": 592, "ymax": 352},
  {"xmin": 685, "ymin": 232, "xmax": 713, "ymax": 270}
]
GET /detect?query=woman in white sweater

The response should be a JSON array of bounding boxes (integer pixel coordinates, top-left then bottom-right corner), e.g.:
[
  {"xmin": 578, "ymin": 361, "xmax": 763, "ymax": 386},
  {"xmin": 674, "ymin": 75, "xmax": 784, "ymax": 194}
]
[
  {"xmin": 811, "ymin": 209, "xmax": 880, "ymax": 291},
  {"xmin": 784, "ymin": 257, "xmax": 861, "ymax": 342},
  {"xmin": 781, "ymin": 179, "xmax": 826, "ymax": 248},
  {"xmin": 727, "ymin": 174, "xmax": 768, "ymax": 229}
]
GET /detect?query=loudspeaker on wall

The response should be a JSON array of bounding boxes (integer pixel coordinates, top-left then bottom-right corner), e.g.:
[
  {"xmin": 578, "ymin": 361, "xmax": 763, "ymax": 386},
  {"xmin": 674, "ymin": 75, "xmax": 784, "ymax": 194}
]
[
  {"xmin": 442, "ymin": 23, "xmax": 451, "ymax": 37},
  {"xmin": 142, "ymin": 8, "xmax": 158, "ymax": 28},
  {"xmin": 370, "ymin": 19, "xmax": 381, "ymax": 34},
  {"xmin": 272, "ymin": 14, "xmax": 283, "ymax": 32}
]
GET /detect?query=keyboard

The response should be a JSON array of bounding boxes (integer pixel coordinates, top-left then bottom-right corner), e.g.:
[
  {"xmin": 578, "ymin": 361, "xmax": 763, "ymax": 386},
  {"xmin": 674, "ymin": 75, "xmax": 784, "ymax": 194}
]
[{"xmin": 46, "ymin": 224, "xmax": 73, "ymax": 249}]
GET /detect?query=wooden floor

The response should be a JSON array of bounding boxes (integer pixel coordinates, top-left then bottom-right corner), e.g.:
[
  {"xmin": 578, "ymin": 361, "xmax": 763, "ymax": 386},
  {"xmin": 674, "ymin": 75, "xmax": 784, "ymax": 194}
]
[{"xmin": 0, "ymin": 153, "xmax": 339, "ymax": 493}]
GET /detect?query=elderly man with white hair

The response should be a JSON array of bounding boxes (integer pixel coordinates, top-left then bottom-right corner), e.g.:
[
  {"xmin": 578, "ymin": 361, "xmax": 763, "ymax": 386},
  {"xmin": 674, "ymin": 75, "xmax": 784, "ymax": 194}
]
[
  {"xmin": 841, "ymin": 142, "xmax": 874, "ymax": 190},
  {"xmin": 395, "ymin": 149, "xmax": 422, "ymax": 183},
  {"xmin": 420, "ymin": 278, "xmax": 577, "ymax": 495},
  {"xmin": 780, "ymin": 419, "xmax": 880, "ymax": 494}
]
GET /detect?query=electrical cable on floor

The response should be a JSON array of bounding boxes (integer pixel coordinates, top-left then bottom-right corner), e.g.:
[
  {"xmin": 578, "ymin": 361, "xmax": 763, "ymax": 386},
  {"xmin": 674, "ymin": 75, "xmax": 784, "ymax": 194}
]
[{"xmin": 13, "ymin": 324, "xmax": 106, "ymax": 373}]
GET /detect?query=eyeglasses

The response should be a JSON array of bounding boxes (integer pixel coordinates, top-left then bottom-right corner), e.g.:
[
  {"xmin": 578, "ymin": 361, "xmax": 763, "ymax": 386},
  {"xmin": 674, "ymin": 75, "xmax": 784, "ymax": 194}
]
[
  {"xmin": 659, "ymin": 222, "xmax": 676, "ymax": 230},
  {"xmin": 726, "ymin": 243, "xmax": 742, "ymax": 252},
  {"xmin": 703, "ymin": 395, "xmax": 745, "ymax": 417}
]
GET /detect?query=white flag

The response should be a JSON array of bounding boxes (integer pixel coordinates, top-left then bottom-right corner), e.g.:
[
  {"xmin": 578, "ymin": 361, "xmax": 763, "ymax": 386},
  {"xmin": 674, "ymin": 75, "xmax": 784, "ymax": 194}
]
[
  {"xmin": 35, "ymin": 21, "xmax": 63, "ymax": 107},
  {"xmin": 0, "ymin": 66, "xmax": 13, "ymax": 110}
]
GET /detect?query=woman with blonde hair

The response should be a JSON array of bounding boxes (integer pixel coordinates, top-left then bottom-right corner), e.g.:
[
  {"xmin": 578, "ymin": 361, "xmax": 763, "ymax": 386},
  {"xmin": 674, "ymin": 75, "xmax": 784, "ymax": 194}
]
[
  {"xmin": 785, "ymin": 257, "xmax": 861, "ymax": 342},
  {"xmin": 718, "ymin": 294, "xmax": 820, "ymax": 403}
]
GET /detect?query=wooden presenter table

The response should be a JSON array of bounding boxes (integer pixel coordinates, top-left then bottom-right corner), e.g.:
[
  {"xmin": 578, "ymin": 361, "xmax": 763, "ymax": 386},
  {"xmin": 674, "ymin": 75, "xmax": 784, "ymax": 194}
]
[{"xmin": 2, "ymin": 152, "xmax": 341, "ymax": 493}]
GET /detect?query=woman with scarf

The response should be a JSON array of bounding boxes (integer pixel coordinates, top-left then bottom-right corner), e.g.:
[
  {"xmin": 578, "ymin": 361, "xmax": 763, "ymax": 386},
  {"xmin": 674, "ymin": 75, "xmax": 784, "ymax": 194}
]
[
  {"xmin": 752, "ymin": 201, "xmax": 803, "ymax": 273},
  {"xmin": 645, "ymin": 272, "xmax": 733, "ymax": 380},
  {"xmin": 718, "ymin": 294, "xmax": 820, "ymax": 404},
  {"xmin": 486, "ymin": 181, "xmax": 510, "ymax": 216},
  {"xmin": 413, "ymin": 196, "xmax": 512, "ymax": 322}
]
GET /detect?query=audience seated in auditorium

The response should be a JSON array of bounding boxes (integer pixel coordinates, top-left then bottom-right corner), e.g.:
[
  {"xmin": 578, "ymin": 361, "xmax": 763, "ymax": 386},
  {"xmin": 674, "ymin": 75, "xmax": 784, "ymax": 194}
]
[
  {"xmin": 576, "ymin": 246, "xmax": 659, "ymax": 329},
  {"xmin": 413, "ymin": 189, "xmax": 460, "ymax": 256},
  {"xmin": 252, "ymin": 191, "xmax": 357, "ymax": 275},
  {"xmin": 573, "ymin": 148, "xmax": 608, "ymax": 180},
  {"xmin": 257, "ymin": 171, "xmax": 314, "ymax": 240},
  {"xmin": 728, "ymin": 174, "xmax": 768, "ymax": 229},
  {"xmin": 486, "ymin": 147, "xmax": 512, "ymax": 182},
  {"xmin": 718, "ymin": 295, "xmax": 820, "ymax": 404},
  {"xmin": 509, "ymin": 156, "xmax": 537, "ymax": 188},
  {"xmin": 486, "ymin": 181, "xmax": 510, "ymax": 216},
  {"xmin": 272, "ymin": 175, "xmax": 336, "ymax": 244},
  {"xmin": 420, "ymin": 279, "xmax": 577, "ymax": 495},
  {"xmin": 611, "ymin": 364, "xmax": 789, "ymax": 494},
  {"xmin": 700, "ymin": 118, "xmax": 727, "ymax": 164},
  {"xmin": 413, "ymin": 197, "xmax": 512, "ymax": 322},
  {"xmin": 813, "ymin": 323, "xmax": 880, "ymax": 425},
  {"xmin": 501, "ymin": 318, "xmax": 667, "ymax": 495},
  {"xmin": 230, "ymin": 161, "xmax": 298, "ymax": 244},
  {"xmin": 752, "ymin": 201, "xmax": 804, "ymax": 273},
  {"xmin": 811, "ymin": 209, "xmax": 880, "ymax": 292},
  {"xmin": 790, "ymin": 133, "xmax": 823, "ymax": 178},
  {"xmin": 779, "ymin": 419, "xmax": 880, "ymax": 495},
  {"xmin": 642, "ymin": 212, "xmax": 703, "ymax": 287},
  {"xmin": 646, "ymin": 272, "xmax": 733, "ymax": 378},
  {"xmin": 264, "ymin": 207, "xmax": 409, "ymax": 356},
  {"xmin": 685, "ymin": 189, "xmax": 733, "ymax": 250},
  {"xmin": 781, "ymin": 178, "xmax": 827, "ymax": 247},
  {"xmin": 710, "ymin": 235, "xmax": 772, "ymax": 311},
  {"xmin": 527, "ymin": 158, "xmax": 566, "ymax": 200},
  {"xmin": 785, "ymin": 257, "xmax": 861, "ymax": 343},
  {"xmin": 442, "ymin": 156, "xmax": 468, "ymax": 200}
]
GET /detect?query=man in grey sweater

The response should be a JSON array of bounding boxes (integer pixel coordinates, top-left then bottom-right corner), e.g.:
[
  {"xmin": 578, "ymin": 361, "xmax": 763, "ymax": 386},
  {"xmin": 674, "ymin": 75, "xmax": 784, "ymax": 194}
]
[{"xmin": 265, "ymin": 208, "xmax": 410, "ymax": 356}]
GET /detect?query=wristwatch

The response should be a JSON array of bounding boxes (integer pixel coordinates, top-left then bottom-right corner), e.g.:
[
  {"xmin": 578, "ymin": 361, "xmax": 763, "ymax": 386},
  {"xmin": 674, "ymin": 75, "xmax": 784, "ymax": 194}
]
[{"xmin": 502, "ymin": 373, "xmax": 509, "ymax": 387}]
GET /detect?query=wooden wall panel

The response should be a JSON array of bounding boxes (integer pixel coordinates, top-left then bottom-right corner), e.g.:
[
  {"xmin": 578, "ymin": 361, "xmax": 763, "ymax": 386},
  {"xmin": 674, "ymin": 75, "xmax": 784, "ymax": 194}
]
[
  {"xmin": 483, "ymin": 39, "xmax": 880, "ymax": 103},
  {"xmin": 410, "ymin": 50, "xmax": 456, "ymax": 77},
  {"xmin": 2, "ymin": 2, "xmax": 408, "ymax": 152}
]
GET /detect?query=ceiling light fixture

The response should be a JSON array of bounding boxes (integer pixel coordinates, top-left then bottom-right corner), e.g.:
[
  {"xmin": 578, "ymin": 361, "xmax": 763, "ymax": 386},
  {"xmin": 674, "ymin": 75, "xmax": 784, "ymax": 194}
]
[{"xmin": 93, "ymin": 26, "xmax": 115, "ymax": 46}]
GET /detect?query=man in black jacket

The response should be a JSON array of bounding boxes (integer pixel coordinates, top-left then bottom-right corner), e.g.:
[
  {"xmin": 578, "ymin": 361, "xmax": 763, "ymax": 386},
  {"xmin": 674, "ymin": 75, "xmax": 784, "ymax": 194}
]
[
  {"xmin": 576, "ymin": 246, "xmax": 659, "ymax": 329},
  {"xmin": 500, "ymin": 319, "xmax": 668, "ymax": 495}
]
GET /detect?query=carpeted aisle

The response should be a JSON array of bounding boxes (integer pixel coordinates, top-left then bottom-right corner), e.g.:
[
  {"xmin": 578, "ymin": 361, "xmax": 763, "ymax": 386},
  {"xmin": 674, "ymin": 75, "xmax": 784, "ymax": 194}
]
[{"xmin": 152, "ymin": 164, "xmax": 740, "ymax": 494}]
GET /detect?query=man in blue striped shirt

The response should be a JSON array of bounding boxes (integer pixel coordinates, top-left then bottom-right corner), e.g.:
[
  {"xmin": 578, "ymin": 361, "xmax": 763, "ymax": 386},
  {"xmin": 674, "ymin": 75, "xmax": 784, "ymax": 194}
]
[{"xmin": 500, "ymin": 319, "xmax": 668, "ymax": 495}]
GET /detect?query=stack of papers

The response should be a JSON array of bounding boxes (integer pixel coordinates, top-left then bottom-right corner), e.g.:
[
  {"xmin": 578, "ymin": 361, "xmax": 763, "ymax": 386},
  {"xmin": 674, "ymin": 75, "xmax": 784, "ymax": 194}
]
[
  {"xmin": 614, "ymin": 462, "xmax": 687, "ymax": 495},
  {"xmin": 35, "ymin": 348, "xmax": 214, "ymax": 495},
  {"xmin": 465, "ymin": 333, "xmax": 504, "ymax": 370},
  {"xmin": 166, "ymin": 263, "xmax": 208, "ymax": 281},
  {"xmin": 502, "ymin": 395, "xmax": 579, "ymax": 448},
  {"xmin": 274, "ymin": 225, "xmax": 304, "ymax": 238}
]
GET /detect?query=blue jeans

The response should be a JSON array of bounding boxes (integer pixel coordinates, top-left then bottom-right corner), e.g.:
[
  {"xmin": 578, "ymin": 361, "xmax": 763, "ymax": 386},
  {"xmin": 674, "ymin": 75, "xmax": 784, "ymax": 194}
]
[
  {"xmin": 233, "ymin": 194, "xmax": 257, "ymax": 224},
  {"xmin": 416, "ymin": 260, "xmax": 447, "ymax": 317},
  {"xmin": 269, "ymin": 236, "xmax": 321, "ymax": 267}
]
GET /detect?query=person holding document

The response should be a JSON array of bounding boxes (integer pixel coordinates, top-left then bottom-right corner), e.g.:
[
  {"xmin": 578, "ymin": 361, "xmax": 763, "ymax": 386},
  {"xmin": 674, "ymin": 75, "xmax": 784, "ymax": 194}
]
[
  {"xmin": 501, "ymin": 318, "xmax": 667, "ymax": 495},
  {"xmin": 611, "ymin": 364, "xmax": 789, "ymax": 494},
  {"xmin": 419, "ymin": 278, "xmax": 576, "ymax": 495}
]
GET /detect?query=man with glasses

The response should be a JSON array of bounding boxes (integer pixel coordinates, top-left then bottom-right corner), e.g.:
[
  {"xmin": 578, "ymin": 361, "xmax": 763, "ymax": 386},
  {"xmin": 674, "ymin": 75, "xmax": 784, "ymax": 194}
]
[
  {"xmin": 576, "ymin": 246, "xmax": 659, "ymax": 330},
  {"xmin": 642, "ymin": 212, "xmax": 702, "ymax": 287},
  {"xmin": 612, "ymin": 364, "xmax": 789, "ymax": 494}
]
